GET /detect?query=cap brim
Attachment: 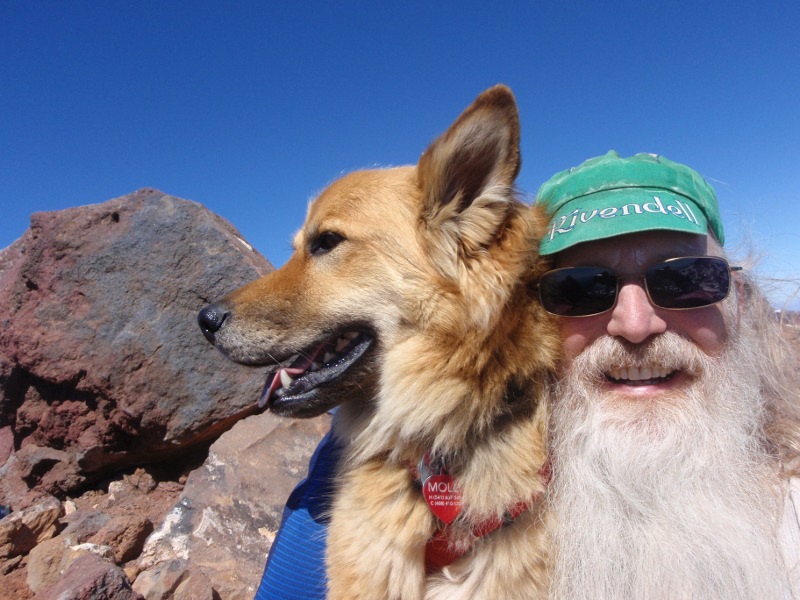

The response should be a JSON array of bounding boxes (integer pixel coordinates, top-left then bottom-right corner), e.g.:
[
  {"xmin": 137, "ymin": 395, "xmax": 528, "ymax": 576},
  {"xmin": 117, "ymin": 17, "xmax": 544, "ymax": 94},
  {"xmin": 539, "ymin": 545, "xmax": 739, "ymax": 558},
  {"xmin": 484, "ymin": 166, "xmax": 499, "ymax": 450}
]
[{"xmin": 538, "ymin": 187, "xmax": 709, "ymax": 255}]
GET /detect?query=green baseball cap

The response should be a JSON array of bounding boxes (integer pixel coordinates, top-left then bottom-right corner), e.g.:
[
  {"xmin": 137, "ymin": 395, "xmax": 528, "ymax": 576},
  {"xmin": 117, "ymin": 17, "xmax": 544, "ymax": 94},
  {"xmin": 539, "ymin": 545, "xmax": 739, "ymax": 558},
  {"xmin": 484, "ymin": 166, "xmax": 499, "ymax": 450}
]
[{"xmin": 537, "ymin": 151, "xmax": 724, "ymax": 255}]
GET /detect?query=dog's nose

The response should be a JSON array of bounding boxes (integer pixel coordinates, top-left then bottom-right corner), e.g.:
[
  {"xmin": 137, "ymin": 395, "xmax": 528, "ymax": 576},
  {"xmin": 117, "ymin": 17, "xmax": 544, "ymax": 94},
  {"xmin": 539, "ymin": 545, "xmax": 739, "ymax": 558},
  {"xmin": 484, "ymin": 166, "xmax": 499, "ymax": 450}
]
[{"xmin": 198, "ymin": 303, "xmax": 229, "ymax": 343}]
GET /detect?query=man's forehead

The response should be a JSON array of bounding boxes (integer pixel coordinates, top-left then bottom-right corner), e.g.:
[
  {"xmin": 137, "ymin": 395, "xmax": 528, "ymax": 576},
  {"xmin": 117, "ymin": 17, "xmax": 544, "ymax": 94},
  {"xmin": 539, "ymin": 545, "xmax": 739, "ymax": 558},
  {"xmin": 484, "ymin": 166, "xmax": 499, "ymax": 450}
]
[{"xmin": 553, "ymin": 231, "xmax": 711, "ymax": 268}]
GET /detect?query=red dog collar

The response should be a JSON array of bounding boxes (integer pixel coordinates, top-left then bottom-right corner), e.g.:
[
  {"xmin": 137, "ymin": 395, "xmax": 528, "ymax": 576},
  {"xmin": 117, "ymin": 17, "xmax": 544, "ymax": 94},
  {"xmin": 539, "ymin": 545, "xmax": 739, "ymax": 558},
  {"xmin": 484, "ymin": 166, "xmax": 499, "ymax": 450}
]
[{"xmin": 411, "ymin": 452, "xmax": 551, "ymax": 572}]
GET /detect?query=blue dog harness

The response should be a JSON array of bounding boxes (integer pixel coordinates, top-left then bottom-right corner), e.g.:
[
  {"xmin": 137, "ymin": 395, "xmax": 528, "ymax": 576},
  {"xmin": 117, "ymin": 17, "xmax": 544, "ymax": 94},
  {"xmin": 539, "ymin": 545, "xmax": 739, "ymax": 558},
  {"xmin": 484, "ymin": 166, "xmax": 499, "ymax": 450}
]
[{"xmin": 254, "ymin": 430, "xmax": 340, "ymax": 599}]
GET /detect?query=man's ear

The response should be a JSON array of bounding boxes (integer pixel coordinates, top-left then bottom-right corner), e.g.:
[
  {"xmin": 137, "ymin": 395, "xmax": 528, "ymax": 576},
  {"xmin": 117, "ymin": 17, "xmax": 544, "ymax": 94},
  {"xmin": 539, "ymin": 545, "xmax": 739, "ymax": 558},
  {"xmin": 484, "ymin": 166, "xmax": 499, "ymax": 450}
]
[{"xmin": 416, "ymin": 85, "xmax": 521, "ymax": 252}]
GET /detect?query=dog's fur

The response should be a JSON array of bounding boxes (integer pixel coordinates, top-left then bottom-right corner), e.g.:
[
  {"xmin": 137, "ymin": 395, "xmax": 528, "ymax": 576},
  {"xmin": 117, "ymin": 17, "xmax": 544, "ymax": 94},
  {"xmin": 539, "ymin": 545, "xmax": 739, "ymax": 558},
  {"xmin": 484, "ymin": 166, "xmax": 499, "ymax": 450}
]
[{"xmin": 200, "ymin": 86, "xmax": 561, "ymax": 599}]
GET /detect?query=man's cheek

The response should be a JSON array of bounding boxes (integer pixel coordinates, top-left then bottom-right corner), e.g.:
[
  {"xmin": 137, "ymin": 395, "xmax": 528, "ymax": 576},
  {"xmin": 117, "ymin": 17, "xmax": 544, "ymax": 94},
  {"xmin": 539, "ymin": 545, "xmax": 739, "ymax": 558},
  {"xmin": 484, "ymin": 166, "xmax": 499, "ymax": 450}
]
[
  {"xmin": 676, "ymin": 307, "xmax": 730, "ymax": 357},
  {"xmin": 561, "ymin": 319, "xmax": 602, "ymax": 361}
]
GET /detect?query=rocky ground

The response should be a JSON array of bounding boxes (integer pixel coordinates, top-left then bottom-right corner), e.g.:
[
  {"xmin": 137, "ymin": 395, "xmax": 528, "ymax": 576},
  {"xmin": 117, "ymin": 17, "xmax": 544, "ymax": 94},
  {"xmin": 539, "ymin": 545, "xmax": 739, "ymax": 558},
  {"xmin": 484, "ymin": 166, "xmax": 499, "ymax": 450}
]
[{"xmin": 0, "ymin": 410, "xmax": 331, "ymax": 600}]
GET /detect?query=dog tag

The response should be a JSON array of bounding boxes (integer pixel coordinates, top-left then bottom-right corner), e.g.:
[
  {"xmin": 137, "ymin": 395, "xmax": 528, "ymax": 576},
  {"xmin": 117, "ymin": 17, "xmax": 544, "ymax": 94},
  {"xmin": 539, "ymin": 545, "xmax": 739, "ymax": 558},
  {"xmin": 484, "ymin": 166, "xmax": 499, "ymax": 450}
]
[{"xmin": 422, "ymin": 474, "xmax": 462, "ymax": 524}]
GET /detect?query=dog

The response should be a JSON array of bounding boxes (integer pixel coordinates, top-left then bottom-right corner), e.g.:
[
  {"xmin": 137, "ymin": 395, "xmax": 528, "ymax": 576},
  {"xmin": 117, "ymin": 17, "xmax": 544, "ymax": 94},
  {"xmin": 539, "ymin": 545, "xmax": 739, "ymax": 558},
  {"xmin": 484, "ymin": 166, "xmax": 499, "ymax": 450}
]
[{"xmin": 198, "ymin": 85, "xmax": 561, "ymax": 599}]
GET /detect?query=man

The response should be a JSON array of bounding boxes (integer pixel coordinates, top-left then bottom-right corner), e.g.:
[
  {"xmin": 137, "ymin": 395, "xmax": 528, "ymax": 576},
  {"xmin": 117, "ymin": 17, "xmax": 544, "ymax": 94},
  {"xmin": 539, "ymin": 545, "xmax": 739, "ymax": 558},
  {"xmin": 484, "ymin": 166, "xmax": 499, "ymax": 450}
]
[
  {"xmin": 256, "ymin": 151, "xmax": 800, "ymax": 599},
  {"xmin": 538, "ymin": 151, "xmax": 800, "ymax": 599}
]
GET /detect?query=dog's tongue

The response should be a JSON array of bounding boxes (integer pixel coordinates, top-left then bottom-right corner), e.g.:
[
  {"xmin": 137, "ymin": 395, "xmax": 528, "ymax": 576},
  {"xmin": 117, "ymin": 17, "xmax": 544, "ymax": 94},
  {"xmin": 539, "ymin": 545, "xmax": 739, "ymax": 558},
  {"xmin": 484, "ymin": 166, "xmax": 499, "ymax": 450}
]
[
  {"xmin": 258, "ymin": 367, "xmax": 300, "ymax": 408},
  {"xmin": 258, "ymin": 344, "xmax": 327, "ymax": 408}
]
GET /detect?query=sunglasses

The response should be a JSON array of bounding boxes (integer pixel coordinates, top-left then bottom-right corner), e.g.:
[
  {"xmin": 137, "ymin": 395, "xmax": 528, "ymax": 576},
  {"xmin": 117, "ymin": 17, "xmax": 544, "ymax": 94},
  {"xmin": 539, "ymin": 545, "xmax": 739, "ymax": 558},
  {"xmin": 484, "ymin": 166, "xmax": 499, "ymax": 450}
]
[{"xmin": 537, "ymin": 256, "xmax": 742, "ymax": 317}]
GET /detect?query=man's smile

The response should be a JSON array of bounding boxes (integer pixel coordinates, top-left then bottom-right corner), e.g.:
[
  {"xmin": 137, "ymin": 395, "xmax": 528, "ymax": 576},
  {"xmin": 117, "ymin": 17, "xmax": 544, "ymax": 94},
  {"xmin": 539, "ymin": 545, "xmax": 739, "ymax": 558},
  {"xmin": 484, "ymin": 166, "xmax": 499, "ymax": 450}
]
[{"xmin": 606, "ymin": 365, "xmax": 676, "ymax": 386}]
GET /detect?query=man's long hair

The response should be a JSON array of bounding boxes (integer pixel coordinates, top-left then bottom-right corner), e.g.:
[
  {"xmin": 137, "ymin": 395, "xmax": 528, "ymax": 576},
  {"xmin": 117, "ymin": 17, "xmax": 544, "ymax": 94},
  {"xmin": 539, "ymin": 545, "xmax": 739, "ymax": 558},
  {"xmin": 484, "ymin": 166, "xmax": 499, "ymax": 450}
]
[{"xmin": 737, "ymin": 266, "xmax": 800, "ymax": 477}]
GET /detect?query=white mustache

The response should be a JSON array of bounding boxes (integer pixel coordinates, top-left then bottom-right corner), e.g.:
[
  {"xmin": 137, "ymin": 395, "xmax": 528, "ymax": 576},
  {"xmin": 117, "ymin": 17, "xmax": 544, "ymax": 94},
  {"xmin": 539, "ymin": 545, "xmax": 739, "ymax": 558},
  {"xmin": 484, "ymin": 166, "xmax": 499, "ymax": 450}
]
[{"xmin": 567, "ymin": 332, "xmax": 711, "ymax": 383}]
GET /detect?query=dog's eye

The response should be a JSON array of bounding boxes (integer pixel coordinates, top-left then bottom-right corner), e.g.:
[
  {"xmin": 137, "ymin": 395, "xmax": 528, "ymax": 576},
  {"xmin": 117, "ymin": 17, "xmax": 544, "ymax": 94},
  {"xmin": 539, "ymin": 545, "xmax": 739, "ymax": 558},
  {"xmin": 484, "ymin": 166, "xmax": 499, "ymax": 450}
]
[{"xmin": 309, "ymin": 231, "xmax": 345, "ymax": 256}]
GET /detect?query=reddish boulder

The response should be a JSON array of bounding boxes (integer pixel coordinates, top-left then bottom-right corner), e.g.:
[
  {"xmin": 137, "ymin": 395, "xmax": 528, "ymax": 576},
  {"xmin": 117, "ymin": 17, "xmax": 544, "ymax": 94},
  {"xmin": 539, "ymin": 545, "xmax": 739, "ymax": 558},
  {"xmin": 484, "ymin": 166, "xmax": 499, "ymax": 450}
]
[
  {"xmin": 0, "ymin": 189, "xmax": 274, "ymax": 496},
  {"xmin": 33, "ymin": 552, "xmax": 142, "ymax": 600},
  {"xmin": 0, "ymin": 496, "xmax": 64, "ymax": 561}
]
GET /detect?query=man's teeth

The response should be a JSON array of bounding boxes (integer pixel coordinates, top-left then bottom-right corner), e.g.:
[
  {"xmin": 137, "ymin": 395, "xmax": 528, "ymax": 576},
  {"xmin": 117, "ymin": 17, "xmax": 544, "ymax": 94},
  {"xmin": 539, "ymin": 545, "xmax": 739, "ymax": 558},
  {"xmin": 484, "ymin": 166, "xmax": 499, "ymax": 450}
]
[{"xmin": 608, "ymin": 366, "xmax": 672, "ymax": 381}]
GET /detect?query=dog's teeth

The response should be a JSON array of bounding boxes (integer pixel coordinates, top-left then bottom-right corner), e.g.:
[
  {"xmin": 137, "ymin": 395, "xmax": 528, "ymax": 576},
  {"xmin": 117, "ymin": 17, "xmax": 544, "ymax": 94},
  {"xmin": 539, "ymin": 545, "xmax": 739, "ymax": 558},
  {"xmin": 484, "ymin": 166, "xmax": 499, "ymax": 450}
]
[
  {"xmin": 311, "ymin": 362, "xmax": 321, "ymax": 371},
  {"xmin": 274, "ymin": 387, "xmax": 285, "ymax": 397},
  {"xmin": 279, "ymin": 369, "xmax": 293, "ymax": 388},
  {"xmin": 335, "ymin": 337, "xmax": 349, "ymax": 352},
  {"xmin": 323, "ymin": 352, "xmax": 336, "ymax": 363}
]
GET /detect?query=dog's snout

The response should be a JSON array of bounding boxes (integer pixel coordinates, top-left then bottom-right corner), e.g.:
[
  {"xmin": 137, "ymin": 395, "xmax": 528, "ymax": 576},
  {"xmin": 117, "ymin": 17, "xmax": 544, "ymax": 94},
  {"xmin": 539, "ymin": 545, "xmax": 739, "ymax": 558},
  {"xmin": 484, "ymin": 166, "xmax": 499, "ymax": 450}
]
[{"xmin": 198, "ymin": 303, "xmax": 229, "ymax": 343}]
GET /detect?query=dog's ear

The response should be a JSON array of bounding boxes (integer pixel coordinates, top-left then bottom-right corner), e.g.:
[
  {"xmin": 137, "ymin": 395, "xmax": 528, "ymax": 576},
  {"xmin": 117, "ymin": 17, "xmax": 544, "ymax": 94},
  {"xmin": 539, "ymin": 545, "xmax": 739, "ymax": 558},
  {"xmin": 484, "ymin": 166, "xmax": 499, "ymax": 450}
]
[{"xmin": 416, "ymin": 85, "xmax": 521, "ymax": 250}]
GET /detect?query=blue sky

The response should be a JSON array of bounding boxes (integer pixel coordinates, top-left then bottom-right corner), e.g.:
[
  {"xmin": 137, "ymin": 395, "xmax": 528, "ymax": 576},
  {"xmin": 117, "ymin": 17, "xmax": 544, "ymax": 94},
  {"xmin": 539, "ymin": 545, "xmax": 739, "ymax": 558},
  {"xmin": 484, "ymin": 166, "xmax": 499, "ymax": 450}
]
[{"xmin": 2, "ymin": 1, "xmax": 798, "ymax": 308}]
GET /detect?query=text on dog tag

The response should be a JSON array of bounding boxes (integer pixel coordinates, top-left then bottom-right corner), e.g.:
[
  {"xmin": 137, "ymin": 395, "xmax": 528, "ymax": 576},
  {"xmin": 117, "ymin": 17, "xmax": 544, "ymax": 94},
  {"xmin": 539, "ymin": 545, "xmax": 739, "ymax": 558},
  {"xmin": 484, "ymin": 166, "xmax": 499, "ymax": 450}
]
[{"xmin": 422, "ymin": 474, "xmax": 462, "ymax": 524}]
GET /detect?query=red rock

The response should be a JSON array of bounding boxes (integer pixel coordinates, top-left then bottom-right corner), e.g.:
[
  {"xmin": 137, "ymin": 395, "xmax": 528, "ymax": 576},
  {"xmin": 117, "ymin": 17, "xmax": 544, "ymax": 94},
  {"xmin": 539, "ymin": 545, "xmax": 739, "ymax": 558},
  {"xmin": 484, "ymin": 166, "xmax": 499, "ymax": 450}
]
[
  {"xmin": 0, "ymin": 454, "xmax": 50, "ymax": 512},
  {"xmin": 131, "ymin": 558, "xmax": 192, "ymax": 599},
  {"xmin": 172, "ymin": 568, "xmax": 218, "ymax": 600},
  {"xmin": 14, "ymin": 444, "xmax": 83, "ymax": 497},
  {"xmin": 133, "ymin": 559, "xmax": 218, "ymax": 600},
  {"xmin": 33, "ymin": 552, "xmax": 142, "ymax": 600},
  {"xmin": 0, "ymin": 426, "xmax": 13, "ymax": 467},
  {"xmin": 92, "ymin": 515, "xmax": 153, "ymax": 563},
  {"xmin": 25, "ymin": 533, "xmax": 75, "ymax": 594},
  {"xmin": 0, "ymin": 190, "xmax": 274, "ymax": 496},
  {"xmin": 61, "ymin": 509, "xmax": 111, "ymax": 541},
  {"xmin": 0, "ymin": 557, "xmax": 33, "ymax": 600},
  {"xmin": 0, "ymin": 496, "xmax": 63, "ymax": 560}
]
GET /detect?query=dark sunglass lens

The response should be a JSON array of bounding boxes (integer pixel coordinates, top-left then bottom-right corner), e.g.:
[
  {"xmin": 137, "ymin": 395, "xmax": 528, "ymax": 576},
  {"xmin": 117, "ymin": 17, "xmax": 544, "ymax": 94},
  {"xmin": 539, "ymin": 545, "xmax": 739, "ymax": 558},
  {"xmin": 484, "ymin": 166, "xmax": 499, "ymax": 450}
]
[
  {"xmin": 646, "ymin": 257, "xmax": 730, "ymax": 309},
  {"xmin": 539, "ymin": 268, "xmax": 617, "ymax": 316}
]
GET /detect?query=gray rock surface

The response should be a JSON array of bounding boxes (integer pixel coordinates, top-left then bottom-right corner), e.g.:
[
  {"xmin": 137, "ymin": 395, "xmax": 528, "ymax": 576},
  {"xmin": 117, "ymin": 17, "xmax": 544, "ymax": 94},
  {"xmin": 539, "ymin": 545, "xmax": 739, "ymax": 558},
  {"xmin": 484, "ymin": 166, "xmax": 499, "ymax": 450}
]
[{"xmin": 0, "ymin": 189, "xmax": 273, "ymax": 492}]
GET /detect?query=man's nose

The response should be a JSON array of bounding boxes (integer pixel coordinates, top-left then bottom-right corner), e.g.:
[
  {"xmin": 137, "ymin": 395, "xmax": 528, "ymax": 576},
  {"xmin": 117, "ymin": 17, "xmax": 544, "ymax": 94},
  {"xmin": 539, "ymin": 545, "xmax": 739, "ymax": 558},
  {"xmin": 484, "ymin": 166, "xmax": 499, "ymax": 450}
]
[{"xmin": 606, "ymin": 280, "xmax": 667, "ymax": 343}]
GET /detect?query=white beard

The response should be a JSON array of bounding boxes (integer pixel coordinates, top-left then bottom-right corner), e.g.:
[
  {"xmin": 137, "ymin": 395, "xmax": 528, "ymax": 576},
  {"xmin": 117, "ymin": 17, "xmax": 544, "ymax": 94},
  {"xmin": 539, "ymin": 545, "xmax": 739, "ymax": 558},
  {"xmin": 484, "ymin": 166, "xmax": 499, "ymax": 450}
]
[{"xmin": 548, "ymin": 332, "xmax": 792, "ymax": 600}]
